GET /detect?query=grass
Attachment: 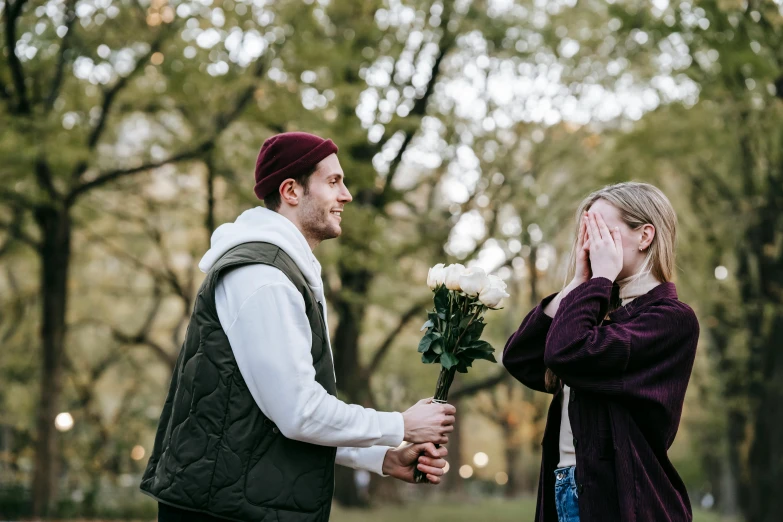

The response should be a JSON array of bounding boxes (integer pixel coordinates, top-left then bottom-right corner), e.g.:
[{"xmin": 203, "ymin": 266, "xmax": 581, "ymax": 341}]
[{"xmin": 331, "ymin": 497, "xmax": 733, "ymax": 522}]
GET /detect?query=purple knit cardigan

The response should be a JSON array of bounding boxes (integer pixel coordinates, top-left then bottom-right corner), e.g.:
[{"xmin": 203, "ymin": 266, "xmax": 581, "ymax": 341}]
[{"xmin": 503, "ymin": 277, "xmax": 699, "ymax": 522}]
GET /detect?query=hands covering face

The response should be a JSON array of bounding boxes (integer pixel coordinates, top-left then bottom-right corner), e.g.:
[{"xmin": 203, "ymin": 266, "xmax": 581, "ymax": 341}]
[{"xmin": 583, "ymin": 209, "xmax": 624, "ymax": 282}]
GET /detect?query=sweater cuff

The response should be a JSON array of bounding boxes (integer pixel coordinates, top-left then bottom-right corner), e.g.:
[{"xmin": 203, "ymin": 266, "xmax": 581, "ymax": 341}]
[
  {"xmin": 364, "ymin": 445, "xmax": 395, "ymax": 477},
  {"xmin": 376, "ymin": 411, "xmax": 405, "ymax": 447}
]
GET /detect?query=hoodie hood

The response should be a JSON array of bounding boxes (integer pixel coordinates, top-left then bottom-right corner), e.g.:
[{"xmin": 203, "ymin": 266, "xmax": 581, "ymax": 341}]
[{"xmin": 199, "ymin": 207, "xmax": 323, "ymax": 290}]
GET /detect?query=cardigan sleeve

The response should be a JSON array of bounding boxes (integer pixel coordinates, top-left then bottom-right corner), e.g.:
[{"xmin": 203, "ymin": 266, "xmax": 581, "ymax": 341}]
[
  {"xmin": 502, "ymin": 293, "xmax": 558, "ymax": 394},
  {"xmin": 543, "ymin": 277, "xmax": 699, "ymax": 398}
]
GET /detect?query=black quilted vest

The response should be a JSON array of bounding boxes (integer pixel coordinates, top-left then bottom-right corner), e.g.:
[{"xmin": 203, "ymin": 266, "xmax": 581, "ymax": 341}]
[{"xmin": 140, "ymin": 242, "xmax": 337, "ymax": 522}]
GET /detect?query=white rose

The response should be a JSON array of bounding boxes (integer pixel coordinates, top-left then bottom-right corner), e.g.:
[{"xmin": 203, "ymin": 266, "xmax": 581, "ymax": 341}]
[
  {"xmin": 444, "ymin": 264, "xmax": 467, "ymax": 291},
  {"xmin": 479, "ymin": 275, "xmax": 510, "ymax": 308},
  {"xmin": 427, "ymin": 263, "xmax": 446, "ymax": 289},
  {"xmin": 486, "ymin": 274, "xmax": 507, "ymax": 291},
  {"xmin": 459, "ymin": 267, "xmax": 489, "ymax": 297}
]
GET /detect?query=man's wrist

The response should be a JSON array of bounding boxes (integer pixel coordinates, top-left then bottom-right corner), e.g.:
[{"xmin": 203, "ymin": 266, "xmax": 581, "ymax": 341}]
[{"xmin": 381, "ymin": 447, "xmax": 396, "ymax": 476}]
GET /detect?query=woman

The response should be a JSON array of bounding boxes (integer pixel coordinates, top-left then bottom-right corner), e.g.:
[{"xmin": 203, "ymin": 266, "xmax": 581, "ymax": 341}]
[{"xmin": 503, "ymin": 182, "xmax": 699, "ymax": 522}]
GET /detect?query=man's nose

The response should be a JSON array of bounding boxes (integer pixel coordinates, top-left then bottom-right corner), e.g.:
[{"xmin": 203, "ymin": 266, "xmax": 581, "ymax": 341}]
[{"xmin": 341, "ymin": 187, "xmax": 353, "ymax": 203}]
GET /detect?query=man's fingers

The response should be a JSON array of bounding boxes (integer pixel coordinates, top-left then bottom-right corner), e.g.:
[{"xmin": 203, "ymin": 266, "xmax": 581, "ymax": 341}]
[
  {"xmin": 441, "ymin": 425, "xmax": 454, "ymax": 435},
  {"xmin": 418, "ymin": 456, "xmax": 448, "ymax": 469},
  {"xmin": 425, "ymin": 474, "xmax": 442, "ymax": 484},
  {"xmin": 416, "ymin": 442, "xmax": 439, "ymax": 458},
  {"xmin": 418, "ymin": 397, "xmax": 433, "ymax": 405},
  {"xmin": 417, "ymin": 463, "xmax": 445, "ymax": 476},
  {"xmin": 441, "ymin": 403, "xmax": 456, "ymax": 415},
  {"xmin": 442, "ymin": 414, "xmax": 455, "ymax": 426}
]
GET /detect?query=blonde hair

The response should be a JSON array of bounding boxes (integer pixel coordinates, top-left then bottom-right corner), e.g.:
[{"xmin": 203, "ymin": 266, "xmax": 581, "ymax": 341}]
[{"xmin": 545, "ymin": 182, "xmax": 678, "ymax": 392}]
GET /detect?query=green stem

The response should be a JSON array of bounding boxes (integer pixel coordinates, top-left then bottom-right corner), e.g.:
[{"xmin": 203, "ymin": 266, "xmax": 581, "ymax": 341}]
[
  {"xmin": 433, "ymin": 366, "xmax": 457, "ymax": 401},
  {"xmin": 451, "ymin": 306, "xmax": 482, "ymax": 352}
]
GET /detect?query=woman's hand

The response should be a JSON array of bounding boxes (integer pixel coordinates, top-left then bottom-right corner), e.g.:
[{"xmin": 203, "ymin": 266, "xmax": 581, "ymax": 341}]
[
  {"xmin": 571, "ymin": 212, "xmax": 592, "ymax": 285},
  {"xmin": 586, "ymin": 210, "xmax": 623, "ymax": 282}
]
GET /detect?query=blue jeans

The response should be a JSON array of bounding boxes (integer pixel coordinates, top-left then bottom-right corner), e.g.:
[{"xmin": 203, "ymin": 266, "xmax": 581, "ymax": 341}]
[{"xmin": 554, "ymin": 466, "xmax": 580, "ymax": 522}]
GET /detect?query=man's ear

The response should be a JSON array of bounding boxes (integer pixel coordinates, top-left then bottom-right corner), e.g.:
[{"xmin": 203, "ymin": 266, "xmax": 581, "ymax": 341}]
[{"xmin": 279, "ymin": 179, "xmax": 300, "ymax": 207}]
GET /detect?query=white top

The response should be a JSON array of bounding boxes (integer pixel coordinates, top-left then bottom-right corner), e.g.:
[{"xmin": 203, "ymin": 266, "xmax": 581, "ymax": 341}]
[
  {"xmin": 557, "ymin": 272, "xmax": 661, "ymax": 468},
  {"xmin": 558, "ymin": 385, "xmax": 576, "ymax": 468},
  {"xmin": 199, "ymin": 207, "xmax": 405, "ymax": 476}
]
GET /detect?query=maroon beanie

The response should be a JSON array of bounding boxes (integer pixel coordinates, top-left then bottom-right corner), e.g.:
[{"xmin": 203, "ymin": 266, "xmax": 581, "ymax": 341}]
[{"xmin": 253, "ymin": 132, "xmax": 338, "ymax": 200}]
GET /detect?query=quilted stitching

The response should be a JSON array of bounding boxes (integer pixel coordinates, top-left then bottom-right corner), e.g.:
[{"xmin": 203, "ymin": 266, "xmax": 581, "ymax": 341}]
[{"xmin": 141, "ymin": 243, "xmax": 336, "ymax": 522}]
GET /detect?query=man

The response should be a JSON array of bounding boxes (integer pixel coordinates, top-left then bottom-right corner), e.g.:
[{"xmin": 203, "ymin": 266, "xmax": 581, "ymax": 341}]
[{"xmin": 140, "ymin": 132, "xmax": 455, "ymax": 522}]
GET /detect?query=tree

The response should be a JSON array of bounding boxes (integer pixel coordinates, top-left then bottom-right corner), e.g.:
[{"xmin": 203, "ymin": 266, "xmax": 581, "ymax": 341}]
[
  {"xmin": 602, "ymin": 2, "xmax": 783, "ymax": 519},
  {"xmin": 0, "ymin": 0, "xmax": 304, "ymax": 512}
]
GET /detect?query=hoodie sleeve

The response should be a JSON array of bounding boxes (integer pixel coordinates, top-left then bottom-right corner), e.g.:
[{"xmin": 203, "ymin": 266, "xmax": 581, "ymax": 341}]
[
  {"xmin": 336, "ymin": 446, "xmax": 393, "ymax": 476},
  {"xmin": 216, "ymin": 265, "xmax": 405, "ymax": 448}
]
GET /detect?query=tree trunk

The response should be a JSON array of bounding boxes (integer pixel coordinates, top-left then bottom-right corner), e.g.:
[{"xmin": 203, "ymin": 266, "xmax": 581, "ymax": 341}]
[
  {"xmin": 504, "ymin": 437, "xmax": 525, "ymax": 498},
  {"xmin": 30, "ymin": 206, "xmax": 71, "ymax": 517},
  {"xmin": 331, "ymin": 266, "xmax": 373, "ymax": 507},
  {"xmin": 745, "ymin": 314, "xmax": 783, "ymax": 522}
]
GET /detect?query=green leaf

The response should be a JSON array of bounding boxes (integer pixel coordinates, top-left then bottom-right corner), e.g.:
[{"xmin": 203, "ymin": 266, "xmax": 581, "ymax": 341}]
[
  {"xmin": 418, "ymin": 333, "xmax": 437, "ymax": 353},
  {"xmin": 468, "ymin": 340, "xmax": 494, "ymax": 352},
  {"xmin": 422, "ymin": 351, "xmax": 440, "ymax": 364},
  {"xmin": 459, "ymin": 316, "xmax": 472, "ymax": 328},
  {"xmin": 460, "ymin": 348, "xmax": 497, "ymax": 363},
  {"xmin": 420, "ymin": 319, "xmax": 434, "ymax": 332},
  {"xmin": 441, "ymin": 352, "xmax": 458, "ymax": 370},
  {"xmin": 456, "ymin": 360, "xmax": 471, "ymax": 373},
  {"xmin": 434, "ymin": 286, "xmax": 449, "ymax": 314},
  {"xmin": 431, "ymin": 339, "xmax": 443, "ymax": 354}
]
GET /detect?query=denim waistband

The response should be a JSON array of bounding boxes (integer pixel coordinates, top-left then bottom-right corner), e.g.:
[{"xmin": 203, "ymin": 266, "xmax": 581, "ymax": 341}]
[{"xmin": 554, "ymin": 465, "xmax": 576, "ymax": 487}]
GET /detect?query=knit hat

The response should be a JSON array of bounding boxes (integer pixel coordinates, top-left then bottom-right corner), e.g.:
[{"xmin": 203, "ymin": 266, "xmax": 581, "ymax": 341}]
[{"xmin": 253, "ymin": 132, "xmax": 339, "ymax": 200}]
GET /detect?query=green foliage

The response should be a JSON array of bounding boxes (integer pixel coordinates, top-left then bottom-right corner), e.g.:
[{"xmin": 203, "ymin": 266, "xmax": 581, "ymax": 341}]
[{"xmin": 418, "ymin": 285, "xmax": 497, "ymax": 373}]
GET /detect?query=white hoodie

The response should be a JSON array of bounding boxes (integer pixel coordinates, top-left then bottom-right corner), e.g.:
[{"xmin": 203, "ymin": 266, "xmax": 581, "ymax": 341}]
[{"xmin": 199, "ymin": 207, "xmax": 404, "ymax": 475}]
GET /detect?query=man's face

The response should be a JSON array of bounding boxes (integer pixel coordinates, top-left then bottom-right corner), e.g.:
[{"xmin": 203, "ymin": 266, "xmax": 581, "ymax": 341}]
[{"xmin": 297, "ymin": 154, "xmax": 352, "ymax": 243}]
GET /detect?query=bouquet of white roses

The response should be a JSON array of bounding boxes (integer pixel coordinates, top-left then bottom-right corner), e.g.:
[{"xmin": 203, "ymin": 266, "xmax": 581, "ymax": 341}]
[{"xmin": 413, "ymin": 263, "xmax": 509, "ymax": 483}]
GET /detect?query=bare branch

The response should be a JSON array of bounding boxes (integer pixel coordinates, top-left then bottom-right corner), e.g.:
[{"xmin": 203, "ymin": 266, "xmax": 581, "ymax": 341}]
[
  {"xmin": 4, "ymin": 0, "xmax": 31, "ymax": 113},
  {"xmin": 0, "ymin": 267, "xmax": 26, "ymax": 343},
  {"xmin": 35, "ymin": 157, "xmax": 60, "ymax": 200},
  {"xmin": 45, "ymin": 0, "xmax": 77, "ymax": 111},
  {"xmin": 67, "ymin": 139, "xmax": 214, "ymax": 202},
  {"xmin": 0, "ymin": 187, "xmax": 35, "ymax": 209},
  {"xmin": 86, "ymin": 32, "xmax": 169, "ymax": 150},
  {"xmin": 376, "ymin": 34, "xmax": 456, "ymax": 209},
  {"xmin": 449, "ymin": 370, "xmax": 509, "ymax": 401},
  {"xmin": 112, "ymin": 326, "xmax": 175, "ymax": 369},
  {"xmin": 0, "ymin": 207, "xmax": 40, "ymax": 251},
  {"xmin": 366, "ymin": 297, "xmax": 430, "ymax": 376}
]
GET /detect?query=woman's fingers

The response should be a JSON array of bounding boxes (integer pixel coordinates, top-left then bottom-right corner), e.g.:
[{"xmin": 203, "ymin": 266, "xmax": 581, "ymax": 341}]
[
  {"xmin": 594, "ymin": 212, "xmax": 613, "ymax": 242},
  {"xmin": 577, "ymin": 214, "xmax": 586, "ymax": 249},
  {"xmin": 583, "ymin": 238, "xmax": 590, "ymax": 252},
  {"xmin": 611, "ymin": 226, "xmax": 623, "ymax": 253},
  {"xmin": 587, "ymin": 211, "xmax": 602, "ymax": 241}
]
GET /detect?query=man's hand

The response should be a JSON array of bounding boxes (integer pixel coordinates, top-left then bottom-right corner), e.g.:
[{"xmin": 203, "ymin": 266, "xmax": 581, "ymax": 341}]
[
  {"xmin": 382, "ymin": 443, "xmax": 449, "ymax": 484},
  {"xmin": 402, "ymin": 398, "xmax": 456, "ymax": 444}
]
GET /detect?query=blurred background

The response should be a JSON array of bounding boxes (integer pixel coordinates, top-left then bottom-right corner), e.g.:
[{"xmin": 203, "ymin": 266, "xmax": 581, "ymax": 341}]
[{"xmin": 1, "ymin": 0, "xmax": 782, "ymax": 520}]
